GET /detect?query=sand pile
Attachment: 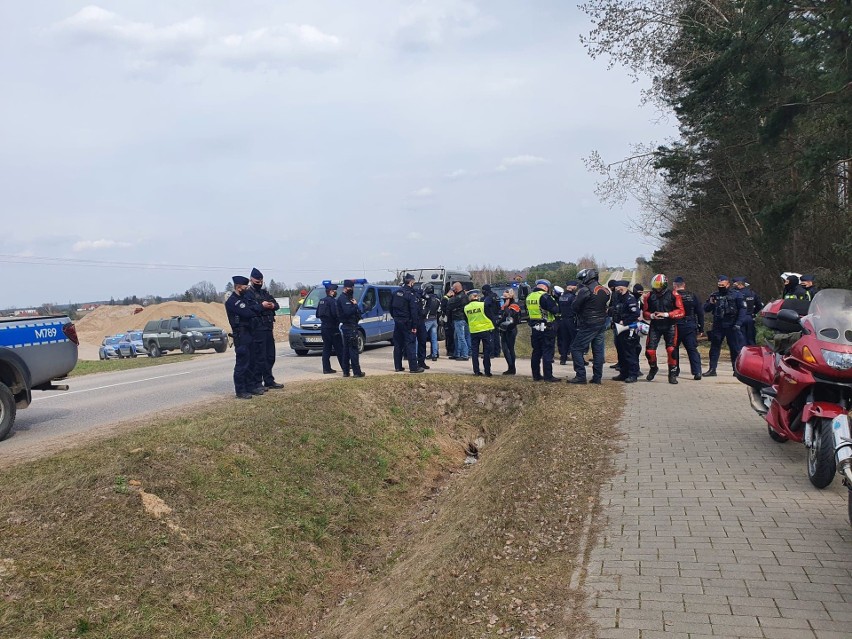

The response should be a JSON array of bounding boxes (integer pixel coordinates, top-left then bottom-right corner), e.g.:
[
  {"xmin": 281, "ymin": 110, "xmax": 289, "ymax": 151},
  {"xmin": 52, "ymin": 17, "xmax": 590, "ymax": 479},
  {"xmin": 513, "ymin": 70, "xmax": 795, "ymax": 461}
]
[{"xmin": 75, "ymin": 302, "xmax": 291, "ymax": 347}]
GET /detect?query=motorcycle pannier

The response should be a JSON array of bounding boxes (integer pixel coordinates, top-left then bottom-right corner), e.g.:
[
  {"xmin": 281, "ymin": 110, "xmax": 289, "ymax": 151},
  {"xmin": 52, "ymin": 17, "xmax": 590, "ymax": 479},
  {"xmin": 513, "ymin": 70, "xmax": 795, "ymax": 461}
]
[{"xmin": 761, "ymin": 298, "xmax": 810, "ymax": 332}]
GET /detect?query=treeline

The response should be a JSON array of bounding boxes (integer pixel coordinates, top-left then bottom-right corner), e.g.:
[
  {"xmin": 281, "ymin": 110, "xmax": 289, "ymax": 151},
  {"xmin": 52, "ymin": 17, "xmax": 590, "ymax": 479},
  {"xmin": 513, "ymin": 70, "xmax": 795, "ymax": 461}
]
[
  {"xmin": 467, "ymin": 254, "xmax": 623, "ymax": 287},
  {"xmin": 583, "ymin": 0, "xmax": 851, "ymax": 298}
]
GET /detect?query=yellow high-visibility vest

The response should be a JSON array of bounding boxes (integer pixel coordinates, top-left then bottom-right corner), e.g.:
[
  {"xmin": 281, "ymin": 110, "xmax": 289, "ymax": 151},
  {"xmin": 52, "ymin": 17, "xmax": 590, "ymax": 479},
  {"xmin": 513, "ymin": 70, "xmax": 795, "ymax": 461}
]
[
  {"xmin": 526, "ymin": 290, "xmax": 554, "ymax": 321},
  {"xmin": 464, "ymin": 301, "xmax": 494, "ymax": 333}
]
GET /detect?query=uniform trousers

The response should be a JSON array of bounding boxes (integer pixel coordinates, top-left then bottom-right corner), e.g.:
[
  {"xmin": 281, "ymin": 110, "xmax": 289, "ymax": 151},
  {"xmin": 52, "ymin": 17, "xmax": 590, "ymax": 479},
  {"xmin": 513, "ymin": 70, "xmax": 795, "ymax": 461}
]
[
  {"xmin": 673, "ymin": 321, "xmax": 702, "ymax": 376},
  {"xmin": 708, "ymin": 325, "xmax": 744, "ymax": 370},
  {"xmin": 321, "ymin": 324, "xmax": 343, "ymax": 372},
  {"xmin": 470, "ymin": 330, "xmax": 493, "ymax": 375},
  {"xmin": 530, "ymin": 322, "xmax": 556, "ymax": 380},
  {"xmin": 340, "ymin": 326, "xmax": 363, "ymax": 375}
]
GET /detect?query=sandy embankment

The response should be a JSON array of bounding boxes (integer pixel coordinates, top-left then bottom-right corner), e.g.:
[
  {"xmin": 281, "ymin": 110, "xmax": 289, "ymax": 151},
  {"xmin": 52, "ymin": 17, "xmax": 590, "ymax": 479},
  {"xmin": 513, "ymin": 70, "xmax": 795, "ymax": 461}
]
[{"xmin": 75, "ymin": 302, "xmax": 291, "ymax": 360}]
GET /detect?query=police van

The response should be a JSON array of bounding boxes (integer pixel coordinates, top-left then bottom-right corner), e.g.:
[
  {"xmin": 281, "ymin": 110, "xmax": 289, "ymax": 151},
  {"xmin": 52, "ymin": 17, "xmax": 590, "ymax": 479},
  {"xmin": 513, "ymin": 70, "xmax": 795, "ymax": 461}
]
[{"xmin": 288, "ymin": 279, "xmax": 397, "ymax": 356}]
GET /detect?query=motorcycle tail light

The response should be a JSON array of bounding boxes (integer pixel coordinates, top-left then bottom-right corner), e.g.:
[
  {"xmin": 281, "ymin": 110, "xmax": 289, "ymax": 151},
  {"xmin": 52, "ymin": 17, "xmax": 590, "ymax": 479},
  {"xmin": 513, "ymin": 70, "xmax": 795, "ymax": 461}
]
[
  {"xmin": 821, "ymin": 349, "xmax": 852, "ymax": 371},
  {"xmin": 802, "ymin": 346, "xmax": 817, "ymax": 365}
]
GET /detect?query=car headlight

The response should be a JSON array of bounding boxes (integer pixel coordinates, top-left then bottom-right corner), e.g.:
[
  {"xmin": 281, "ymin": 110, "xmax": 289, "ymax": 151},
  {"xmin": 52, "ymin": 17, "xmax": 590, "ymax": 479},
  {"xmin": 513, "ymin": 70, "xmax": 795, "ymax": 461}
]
[
  {"xmin": 292, "ymin": 315, "xmax": 301, "ymax": 328},
  {"xmin": 821, "ymin": 349, "xmax": 852, "ymax": 371}
]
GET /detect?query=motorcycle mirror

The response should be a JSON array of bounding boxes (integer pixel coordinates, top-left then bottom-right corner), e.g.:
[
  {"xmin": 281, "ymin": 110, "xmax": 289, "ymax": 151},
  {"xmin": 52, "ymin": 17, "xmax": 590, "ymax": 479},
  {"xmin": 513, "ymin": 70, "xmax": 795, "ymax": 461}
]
[{"xmin": 776, "ymin": 308, "xmax": 802, "ymax": 324}]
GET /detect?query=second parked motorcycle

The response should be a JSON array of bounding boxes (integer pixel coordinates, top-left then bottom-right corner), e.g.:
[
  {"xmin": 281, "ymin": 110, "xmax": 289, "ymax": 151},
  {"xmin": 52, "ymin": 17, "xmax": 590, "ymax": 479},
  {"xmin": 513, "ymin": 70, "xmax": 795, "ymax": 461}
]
[{"xmin": 735, "ymin": 289, "xmax": 852, "ymax": 490}]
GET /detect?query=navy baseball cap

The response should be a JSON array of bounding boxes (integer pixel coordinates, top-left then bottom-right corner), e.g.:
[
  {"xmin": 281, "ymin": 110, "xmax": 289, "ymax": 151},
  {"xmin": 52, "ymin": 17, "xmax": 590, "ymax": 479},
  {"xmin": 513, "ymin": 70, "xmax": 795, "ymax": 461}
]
[
  {"xmin": 733, "ymin": 276, "xmax": 746, "ymax": 283},
  {"xmin": 232, "ymin": 275, "xmax": 249, "ymax": 285},
  {"xmin": 673, "ymin": 276, "xmax": 685, "ymax": 284},
  {"xmin": 250, "ymin": 267, "xmax": 263, "ymax": 280},
  {"xmin": 566, "ymin": 280, "xmax": 578, "ymax": 287},
  {"xmin": 326, "ymin": 283, "xmax": 338, "ymax": 291},
  {"xmin": 717, "ymin": 275, "xmax": 729, "ymax": 281},
  {"xmin": 801, "ymin": 274, "xmax": 815, "ymax": 281},
  {"xmin": 343, "ymin": 279, "xmax": 355, "ymax": 288}
]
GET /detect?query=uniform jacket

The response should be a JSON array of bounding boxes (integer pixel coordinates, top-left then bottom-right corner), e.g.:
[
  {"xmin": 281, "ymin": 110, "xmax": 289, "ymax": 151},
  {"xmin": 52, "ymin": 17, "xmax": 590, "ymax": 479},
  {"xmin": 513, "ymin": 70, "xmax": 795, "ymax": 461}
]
[
  {"xmin": 704, "ymin": 287, "xmax": 748, "ymax": 328},
  {"xmin": 675, "ymin": 289, "xmax": 705, "ymax": 333},
  {"xmin": 249, "ymin": 284, "xmax": 279, "ymax": 329},
  {"xmin": 226, "ymin": 292, "xmax": 262, "ymax": 333},
  {"xmin": 612, "ymin": 292, "xmax": 640, "ymax": 325},
  {"xmin": 337, "ymin": 291, "xmax": 362, "ymax": 327},
  {"xmin": 390, "ymin": 285, "xmax": 419, "ymax": 328},
  {"xmin": 316, "ymin": 294, "xmax": 340, "ymax": 326}
]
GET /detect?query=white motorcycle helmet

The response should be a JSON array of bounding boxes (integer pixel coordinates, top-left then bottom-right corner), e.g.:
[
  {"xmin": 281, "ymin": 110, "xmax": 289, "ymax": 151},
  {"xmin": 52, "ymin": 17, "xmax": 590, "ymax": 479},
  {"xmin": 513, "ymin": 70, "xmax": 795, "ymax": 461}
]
[{"xmin": 780, "ymin": 271, "xmax": 801, "ymax": 281}]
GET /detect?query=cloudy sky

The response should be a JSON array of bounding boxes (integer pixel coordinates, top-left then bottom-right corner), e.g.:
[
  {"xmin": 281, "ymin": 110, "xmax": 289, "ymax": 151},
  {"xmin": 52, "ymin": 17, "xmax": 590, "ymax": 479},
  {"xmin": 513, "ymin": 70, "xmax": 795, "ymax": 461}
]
[{"xmin": 0, "ymin": 1, "xmax": 674, "ymax": 308}]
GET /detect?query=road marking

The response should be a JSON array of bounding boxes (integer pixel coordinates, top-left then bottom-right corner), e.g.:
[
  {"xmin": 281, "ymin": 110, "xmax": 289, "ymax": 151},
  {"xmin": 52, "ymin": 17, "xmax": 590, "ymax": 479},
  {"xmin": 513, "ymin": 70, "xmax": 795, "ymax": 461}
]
[{"xmin": 32, "ymin": 371, "xmax": 194, "ymax": 401}]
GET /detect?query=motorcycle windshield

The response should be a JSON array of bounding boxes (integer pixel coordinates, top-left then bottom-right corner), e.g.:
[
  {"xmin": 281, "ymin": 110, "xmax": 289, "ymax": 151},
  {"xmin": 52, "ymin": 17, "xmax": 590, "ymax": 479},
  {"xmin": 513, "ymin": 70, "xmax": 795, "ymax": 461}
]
[{"xmin": 807, "ymin": 289, "xmax": 852, "ymax": 346}]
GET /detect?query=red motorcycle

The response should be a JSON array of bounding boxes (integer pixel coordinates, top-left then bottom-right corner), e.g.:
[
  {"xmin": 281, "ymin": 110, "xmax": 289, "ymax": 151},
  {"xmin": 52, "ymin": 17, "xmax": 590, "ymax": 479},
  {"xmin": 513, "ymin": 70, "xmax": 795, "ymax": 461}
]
[{"xmin": 735, "ymin": 289, "xmax": 852, "ymax": 491}]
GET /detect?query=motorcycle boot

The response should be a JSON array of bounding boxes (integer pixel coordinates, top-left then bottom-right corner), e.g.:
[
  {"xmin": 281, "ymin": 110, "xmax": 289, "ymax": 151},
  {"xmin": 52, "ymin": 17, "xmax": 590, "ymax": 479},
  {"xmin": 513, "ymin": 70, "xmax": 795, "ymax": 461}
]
[
  {"xmin": 668, "ymin": 371, "xmax": 678, "ymax": 384},
  {"xmin": 646, "ymin": 365, "xmax": 659, "ymax": 381},
  {"xmin": 703, "ymin": 368, "xmax": 717, "ymax": 377}
]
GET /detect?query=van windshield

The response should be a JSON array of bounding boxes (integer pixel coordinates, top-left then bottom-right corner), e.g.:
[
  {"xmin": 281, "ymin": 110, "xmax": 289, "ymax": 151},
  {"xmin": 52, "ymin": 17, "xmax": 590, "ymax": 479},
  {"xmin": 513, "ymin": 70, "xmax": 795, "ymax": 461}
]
[{"xmin": 303, "ymin": 285, "xmax": 365, "ymax": 309}]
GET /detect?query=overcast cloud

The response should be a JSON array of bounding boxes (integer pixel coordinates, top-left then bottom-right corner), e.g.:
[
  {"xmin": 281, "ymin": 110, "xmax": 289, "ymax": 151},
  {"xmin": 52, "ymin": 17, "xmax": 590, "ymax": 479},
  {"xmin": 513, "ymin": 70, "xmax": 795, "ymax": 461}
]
[{"xmin": 0, "ymin": 1, "xmax": 674, "ymax": 308}]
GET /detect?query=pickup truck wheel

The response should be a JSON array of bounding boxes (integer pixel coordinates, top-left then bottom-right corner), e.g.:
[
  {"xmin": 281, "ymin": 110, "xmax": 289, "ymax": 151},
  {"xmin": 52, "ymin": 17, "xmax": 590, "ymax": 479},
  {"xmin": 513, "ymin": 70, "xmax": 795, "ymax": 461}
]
[
  {"xmin": 214, "ymin": 343, "xmax": 227, "ymax": 353},
  {"xmin": 807, "ymin": 418, "xmax": 836, "ymax": 489},
  {"xmin": 0, "ymin": 382, "xmax": 16, "ymax": 441},
  {"xmin": 148, "ymin": 343, "xmax": 162, "ymax": 358},
  {"xmin": 180, "ymin": 340, "xmax": 195, "ymax": 355}
]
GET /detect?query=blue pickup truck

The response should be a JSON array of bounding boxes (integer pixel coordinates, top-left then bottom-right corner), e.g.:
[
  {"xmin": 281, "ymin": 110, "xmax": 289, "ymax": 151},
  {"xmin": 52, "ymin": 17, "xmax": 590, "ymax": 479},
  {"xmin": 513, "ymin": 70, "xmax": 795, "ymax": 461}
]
[{"xmin": 0, "ymin": 315, "xmax": 79, "ymax": 440}]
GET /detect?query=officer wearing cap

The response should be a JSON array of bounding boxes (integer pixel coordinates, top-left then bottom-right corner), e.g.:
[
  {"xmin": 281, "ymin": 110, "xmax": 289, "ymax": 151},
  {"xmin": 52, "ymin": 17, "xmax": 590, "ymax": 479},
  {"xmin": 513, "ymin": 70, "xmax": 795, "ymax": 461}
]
[
  {"xmin": 732, "ymin": 276, "xmax": 763, "ymax": 346},
  {"xmin": 481, "ymin": 284, "xmax": 501, "ymax": 358},
  {"xmin": 610, "ymin": 280, "xmax": 641, "ymax": 382},
  {"xmin": 464, "ymin": 289, "xmax": 496, "ymax": 376},
  {"xmin": 672, "ymin": 276, "xmax": 704, "ymax": 380},
  {"xmin": 248, "ymin": 267, "xmax": 283, "ymax": 390},
  {"xmin": 225, "ymin": 276, "xmax": 263, "ymax": 399},
  {"xmin": 336, "ymin": 279, "xmax": 366, "ymax": 377},
  {"xmin": 557, "ymin": 281, "xmax": 579, "ymax": 366},
  {"xmin": 317, "ymin": 282, "xmax": 342, "ymax": 374},
  {"xmin": 411, "ymin": 283, "xmax": 431, "ymax": 370},
  {"xmin": 527, "ymin": 279, "xmax": 560, "ymax": 381},
  {"xmin": 800, "ymin": 274, "xmax": 818, "ymax": 300},
  {"xmin": 390, "ymin": 274, "xmax": 424, "ymax": 373},
  {"xmin": 703, "ymin": 275, "xmax": 747, "ymax": 376}
]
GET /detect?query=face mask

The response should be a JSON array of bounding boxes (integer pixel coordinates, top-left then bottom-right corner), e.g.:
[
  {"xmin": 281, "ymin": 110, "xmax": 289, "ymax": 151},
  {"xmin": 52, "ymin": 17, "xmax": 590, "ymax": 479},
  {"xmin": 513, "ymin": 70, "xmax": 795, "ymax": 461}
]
[{"xmin": 718, "ymin": 286, "xmax": 727, "ymax": 294}]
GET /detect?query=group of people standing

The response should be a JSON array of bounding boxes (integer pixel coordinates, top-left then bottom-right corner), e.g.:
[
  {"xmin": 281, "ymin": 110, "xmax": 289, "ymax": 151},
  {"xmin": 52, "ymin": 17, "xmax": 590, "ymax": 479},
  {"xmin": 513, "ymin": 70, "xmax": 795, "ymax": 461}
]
[
  {"xmin": 224, "ymin": 268, "xmax": 284, "ymax": 399},
  {"xmin": 225, "ymin": 268, "xmax": 821, "ymax": 398}
]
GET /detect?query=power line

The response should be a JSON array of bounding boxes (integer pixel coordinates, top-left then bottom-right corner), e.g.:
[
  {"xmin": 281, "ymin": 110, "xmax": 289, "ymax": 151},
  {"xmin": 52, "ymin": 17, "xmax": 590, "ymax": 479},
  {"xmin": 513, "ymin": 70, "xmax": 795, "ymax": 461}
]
[{"xmin": 0, "ymin": 254, "xmax": 388, "ymax": 274}]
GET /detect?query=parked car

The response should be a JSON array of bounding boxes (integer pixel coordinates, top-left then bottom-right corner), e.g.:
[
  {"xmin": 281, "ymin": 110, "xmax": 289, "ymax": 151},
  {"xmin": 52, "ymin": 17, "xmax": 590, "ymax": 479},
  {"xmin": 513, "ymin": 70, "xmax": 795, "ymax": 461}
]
[
  {"xmin": 142, "ymin": 315, "xmax": 229, "ymax": 357},
  {"xmin": 116, "ymin": 330, "xmax": 146, "ymax": 358},
  {"xmin": 0, "ymin": 314, "xmax": 78, "ymax": 440},
  {"xmin": 99, "ymin": 335, "xmax": 123, "ymax": 360}
]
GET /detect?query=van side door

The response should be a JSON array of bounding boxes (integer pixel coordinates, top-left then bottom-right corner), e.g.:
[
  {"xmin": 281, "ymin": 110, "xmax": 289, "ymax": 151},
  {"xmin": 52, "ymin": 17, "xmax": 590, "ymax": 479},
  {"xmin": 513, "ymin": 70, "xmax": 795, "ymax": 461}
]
[
  {"xmin": 358, "ymin": 287, "xmax": 381, "ymax": 344},
  {"xmin": 377, "ymin": 287, "xmax": 395, "ymax": 340}
]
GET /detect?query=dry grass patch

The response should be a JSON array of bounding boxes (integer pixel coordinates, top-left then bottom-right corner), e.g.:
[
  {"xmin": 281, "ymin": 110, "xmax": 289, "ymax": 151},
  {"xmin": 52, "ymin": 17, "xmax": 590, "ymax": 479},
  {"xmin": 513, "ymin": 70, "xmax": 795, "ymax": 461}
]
[{"xmin": 0, "ymin": 376, "xmax": 620, "ymax": 639}]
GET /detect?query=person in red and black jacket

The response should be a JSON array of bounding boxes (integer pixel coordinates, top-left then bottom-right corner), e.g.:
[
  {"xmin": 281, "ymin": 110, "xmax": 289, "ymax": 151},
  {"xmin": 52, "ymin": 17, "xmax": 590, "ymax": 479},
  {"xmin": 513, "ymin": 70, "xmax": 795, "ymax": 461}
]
[{"xmin": 642, "ymin": 273, "xmax": 685, "ymax": 384}]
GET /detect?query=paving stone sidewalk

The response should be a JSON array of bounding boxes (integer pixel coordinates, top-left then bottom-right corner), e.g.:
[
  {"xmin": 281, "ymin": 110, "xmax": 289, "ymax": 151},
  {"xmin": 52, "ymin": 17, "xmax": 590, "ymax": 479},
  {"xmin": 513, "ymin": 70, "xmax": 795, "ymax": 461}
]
[{"xmin": 583, "ymin": 372, "xmax": 852, "ymax": 639}]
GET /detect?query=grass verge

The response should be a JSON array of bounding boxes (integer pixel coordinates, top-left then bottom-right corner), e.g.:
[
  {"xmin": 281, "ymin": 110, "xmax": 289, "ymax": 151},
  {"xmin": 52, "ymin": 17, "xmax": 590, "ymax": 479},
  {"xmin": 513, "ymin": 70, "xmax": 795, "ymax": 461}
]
[
  {"xmin": 0, "ymin": 376, "xmax": 620, "ymax": 638},
  {"xmin": 70, "ymin": 354, "xmax": 196, "ymax": 376}
]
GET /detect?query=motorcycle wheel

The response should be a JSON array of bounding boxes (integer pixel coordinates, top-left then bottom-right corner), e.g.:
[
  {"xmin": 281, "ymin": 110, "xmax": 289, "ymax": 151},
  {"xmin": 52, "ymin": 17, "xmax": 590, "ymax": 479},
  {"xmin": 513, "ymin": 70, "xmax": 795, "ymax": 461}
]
[
  {"xmin": 807, "ymin": 418, "xmax": 836, "ymax": 489},
  {"xmin": 767, "ymin": 426, "xmax": 788, "ymax": 443}
]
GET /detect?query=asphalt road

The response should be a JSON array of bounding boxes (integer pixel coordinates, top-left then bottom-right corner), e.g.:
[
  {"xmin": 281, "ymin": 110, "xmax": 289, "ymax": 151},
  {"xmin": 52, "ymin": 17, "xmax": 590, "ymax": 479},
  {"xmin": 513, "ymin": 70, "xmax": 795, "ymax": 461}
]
[{"xmin": 2, "ymin": 342, "xmax": 498, "ymax": 464}]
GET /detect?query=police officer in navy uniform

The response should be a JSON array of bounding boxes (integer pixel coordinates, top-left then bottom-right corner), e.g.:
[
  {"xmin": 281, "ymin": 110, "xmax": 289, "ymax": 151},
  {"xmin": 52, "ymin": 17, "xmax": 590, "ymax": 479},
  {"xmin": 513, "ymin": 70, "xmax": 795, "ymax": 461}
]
[
  {"xmin": 317, "ymin": 283, "xmax": 342, "ymax": 374},
  {"xmin": 390, "ymin": 274, "xmax": 424, "ymax": 373},
  {"xmin": 557, "ymin": 280, "xmax": 578, "ymax": 365},
  {"xmin": 800, "ymin": 274, "xmax": 818, "ymax": 300},
  {"xmin": 412, "ymin": 284, "xmax": 431, "ymax": 370},
  {"xmin": 732, "ymin": 276, "xmax": 763, "ymax": 346},
  {"xmin": 481, "ymin": 284, "xmax": 501, "ymax": 358},
  {"xmin": 336, "ymin": 279, "xmax": 366, "ymax": 377},
  {"xmin": 671, "ymin": 276, "xmax": 704, "ymax": 380},
  {"xmin": 703, "ymin": 275, "xmax": 748, "ymax": 376},
  {"xmin": 611, "ymin": 280, "xmax": 641, "ymax": 383},
  {"xmin": 526, "ymin": 279, "xmax": 560, "ymax": 382},
  {"xmin": 248, "ymin": 268, "xmax": 283, "ymax": 390},
  {"xmin": 225, "ymin": 276, "xmax": 263, "ymax": 399}
]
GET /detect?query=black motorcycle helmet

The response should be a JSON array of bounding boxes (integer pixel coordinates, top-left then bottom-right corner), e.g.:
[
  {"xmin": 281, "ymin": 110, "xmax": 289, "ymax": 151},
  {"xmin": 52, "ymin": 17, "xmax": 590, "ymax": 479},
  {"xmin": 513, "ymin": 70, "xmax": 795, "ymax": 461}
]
[
  {"xmin": 577, "ymin": 268, "xmax": 598, "ymax": 285},
  {"xmin": 424, "ymin": 284, "xmax": 434, "ymax": 294}
]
